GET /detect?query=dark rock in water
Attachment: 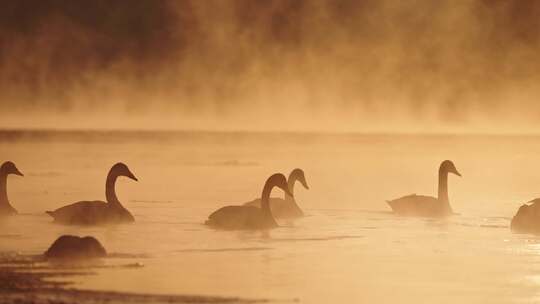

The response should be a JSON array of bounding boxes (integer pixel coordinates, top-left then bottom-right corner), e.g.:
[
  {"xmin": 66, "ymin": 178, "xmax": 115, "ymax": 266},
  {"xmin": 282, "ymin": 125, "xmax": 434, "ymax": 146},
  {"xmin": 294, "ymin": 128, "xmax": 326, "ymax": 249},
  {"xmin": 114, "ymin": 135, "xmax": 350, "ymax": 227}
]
[{"xmin": 45, "ymin": 235, "xmax": 107, "ymax": 259}]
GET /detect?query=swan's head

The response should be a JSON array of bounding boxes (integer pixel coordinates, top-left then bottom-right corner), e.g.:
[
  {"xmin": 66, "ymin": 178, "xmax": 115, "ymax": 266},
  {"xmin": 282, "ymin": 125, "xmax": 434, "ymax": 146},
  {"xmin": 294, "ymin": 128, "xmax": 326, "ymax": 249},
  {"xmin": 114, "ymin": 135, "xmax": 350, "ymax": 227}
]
[
  {"xmin": 1, "ymin": 161, "xmax": 23, "ymax": 177},
  {"xmin": 111, "ymin": 163, "xmax": 138, "ymax": 181},
  {"xmin": 441, "ymin": 160, "xmax": 461, "ymax": 177},
  {"xmin": 270, "ymin": 173, "xmax": 293, "ymax": 197},
  {"xmin": 290, "ymin": 168, "xmax": 309, "ymax": 190}
]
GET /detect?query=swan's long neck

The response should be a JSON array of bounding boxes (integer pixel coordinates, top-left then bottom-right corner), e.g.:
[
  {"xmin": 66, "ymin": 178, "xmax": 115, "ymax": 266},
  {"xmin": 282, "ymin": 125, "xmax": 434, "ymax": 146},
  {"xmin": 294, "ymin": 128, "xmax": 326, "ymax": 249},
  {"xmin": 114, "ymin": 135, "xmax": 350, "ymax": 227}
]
[
  {"xmin": 105, "ymin": 171, "xmax": 121, "ymax": 206},
  {"xmin": 0, "ymin": 171, "xmax": 7, "ymax": 206},
  {"xmin": 437, "ymin": 166, "xmax": 450, "ymax": 207},
  {"xmin": 261, "ymin": 179, "xmax": 276, "ymax": 219},
  {"xmin": 285, "ymin": 175, "xmax": 296, "ymax": 201}
]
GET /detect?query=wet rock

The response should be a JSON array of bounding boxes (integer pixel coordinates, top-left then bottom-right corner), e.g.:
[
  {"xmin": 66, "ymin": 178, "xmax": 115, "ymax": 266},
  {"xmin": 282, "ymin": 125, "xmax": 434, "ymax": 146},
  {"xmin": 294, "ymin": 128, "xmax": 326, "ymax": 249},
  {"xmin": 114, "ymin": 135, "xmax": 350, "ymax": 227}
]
[{"xmin": 45, "ymin": 235, "xmax": 106, "ymax": 259}]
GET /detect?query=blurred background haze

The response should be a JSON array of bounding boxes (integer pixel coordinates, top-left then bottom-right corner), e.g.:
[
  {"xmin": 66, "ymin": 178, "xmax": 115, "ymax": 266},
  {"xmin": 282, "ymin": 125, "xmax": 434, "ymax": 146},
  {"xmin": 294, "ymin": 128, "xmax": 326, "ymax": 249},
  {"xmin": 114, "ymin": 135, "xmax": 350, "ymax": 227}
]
[{"xmin": 2, "ymin": 0, "xmax": 540, "ymax": 132}]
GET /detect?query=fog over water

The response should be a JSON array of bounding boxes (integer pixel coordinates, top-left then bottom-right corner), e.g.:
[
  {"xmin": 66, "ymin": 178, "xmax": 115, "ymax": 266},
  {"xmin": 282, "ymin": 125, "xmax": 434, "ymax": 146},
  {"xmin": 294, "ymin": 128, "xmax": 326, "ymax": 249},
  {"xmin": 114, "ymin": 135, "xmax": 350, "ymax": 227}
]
[
  {"xmin": 2, "ymin": 131, "xmax": 540, "ymax": 303},
  {"xmin": 4, "ymin": 2, "xmax": 540, "ymax": 303},
  {"xmin": 2, "ymin": 0, "xmax": 540, "ymax": 132}
]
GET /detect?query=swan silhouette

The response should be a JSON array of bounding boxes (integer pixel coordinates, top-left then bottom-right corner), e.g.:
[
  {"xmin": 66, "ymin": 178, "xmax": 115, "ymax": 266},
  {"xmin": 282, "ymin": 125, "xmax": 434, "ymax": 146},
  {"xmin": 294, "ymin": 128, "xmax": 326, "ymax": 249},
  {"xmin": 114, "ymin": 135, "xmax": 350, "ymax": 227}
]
[
  {"xmin": 0, "ymin": 161, "xmax": 23, "ymax": 217},
  {"xmin": 511, "ymin": 198, "xmax": 540, "ymax": 234},
  {"xmin": 243, "ymin": 168, "xmax": 309, "ymax": 218},
  {"xmin": 206, "ymin": 173, "xmax": 292, "ymax": 230},
  {"xmin": 386, "ymin": 160, "xmax": 461, "ymax": 217},
  {"xmin": 46, "ymin": 163, "xmax": 137, "ymax": 225},
  {"xmin": 45, "ymin": 235, "xmax": 107, "ymax": 259}
]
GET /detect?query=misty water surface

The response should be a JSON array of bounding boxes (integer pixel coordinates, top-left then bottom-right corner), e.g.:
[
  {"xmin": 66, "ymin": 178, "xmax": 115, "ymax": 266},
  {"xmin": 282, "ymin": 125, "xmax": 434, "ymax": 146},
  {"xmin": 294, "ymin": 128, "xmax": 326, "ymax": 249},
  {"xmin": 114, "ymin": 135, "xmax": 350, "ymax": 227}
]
[{"xmin": 1, "ymin": 130, "xmax": 540, "ymax": 303}]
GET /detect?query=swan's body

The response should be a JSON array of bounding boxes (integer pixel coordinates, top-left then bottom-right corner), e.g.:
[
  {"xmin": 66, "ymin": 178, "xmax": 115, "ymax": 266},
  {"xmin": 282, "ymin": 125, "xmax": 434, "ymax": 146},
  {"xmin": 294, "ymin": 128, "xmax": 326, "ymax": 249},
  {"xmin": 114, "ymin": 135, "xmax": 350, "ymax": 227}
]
[
  {"xmin": 244, "ymin": 197, "xmax": 302, "ymax": 218},
  {"xmin": 47, "ymin": 201, "xmax": 134, "ymax": 225},
  {"xmin": 511, "ymin": 199, "xmax": 540, "ymax": 234},
  {"xmin": 244, "ymin": 168, "xmax": 309, "ymax": 218},
  {"xmin": 387, "ymin": 194, "xmax": 445, "ymax": 217},
  {"xmin": 0, "ymin": 161, "xmax": 23, "ymax": 217},
  {"xmin": 206, "ymin": 205, "xmax": 275, "ymax": 230},
  {"xmin": 206, "ymin": 173, "xmax": 291, "ymax": 230},
  {"xmin": 46, "ymin": 163, "xmax": 137, "ymax": 225},
  {"xmin": 45, "ymin": 235, "xmax": 107, "ymax": 259},
  {"xmin": 386, "ymin": 160, "xmax": 461, "ymax": 217}
]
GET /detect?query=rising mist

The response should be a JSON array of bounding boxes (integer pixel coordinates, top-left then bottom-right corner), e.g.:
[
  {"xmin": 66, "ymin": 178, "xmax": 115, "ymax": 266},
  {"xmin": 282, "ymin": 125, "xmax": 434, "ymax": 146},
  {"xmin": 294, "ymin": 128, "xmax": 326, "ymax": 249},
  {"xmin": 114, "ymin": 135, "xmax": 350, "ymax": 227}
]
[{"xmin": 1, "ymin": 0, "xmax": 540, "ymax": 132}]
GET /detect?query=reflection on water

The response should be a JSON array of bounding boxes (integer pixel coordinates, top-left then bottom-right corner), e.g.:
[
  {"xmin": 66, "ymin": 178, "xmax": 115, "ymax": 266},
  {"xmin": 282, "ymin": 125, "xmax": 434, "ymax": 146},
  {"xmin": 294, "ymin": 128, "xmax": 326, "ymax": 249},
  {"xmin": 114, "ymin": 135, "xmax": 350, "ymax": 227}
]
[{"xmin": 2, "ymin": 131, "xmax": 540, "ymax": 303}]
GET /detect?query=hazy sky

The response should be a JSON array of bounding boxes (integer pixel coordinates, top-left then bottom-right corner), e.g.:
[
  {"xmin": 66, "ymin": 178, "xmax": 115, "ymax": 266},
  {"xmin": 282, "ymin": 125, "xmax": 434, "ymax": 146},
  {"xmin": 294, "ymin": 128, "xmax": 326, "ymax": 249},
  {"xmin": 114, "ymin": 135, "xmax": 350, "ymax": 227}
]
[{"xmin": 1, "ymin": 0, "xmax": 540, "ymax": 132}]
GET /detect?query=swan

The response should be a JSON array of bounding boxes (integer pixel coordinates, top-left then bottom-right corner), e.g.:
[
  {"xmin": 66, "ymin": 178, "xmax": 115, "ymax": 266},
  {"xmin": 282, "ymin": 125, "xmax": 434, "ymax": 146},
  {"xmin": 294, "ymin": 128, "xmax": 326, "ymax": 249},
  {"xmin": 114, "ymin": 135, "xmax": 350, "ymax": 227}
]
[
  {"xmin": 0, "ymin": 161, "xmax": 23, "ymax": 217},
  {"xmin": 243, "ymin": 168, "xmax": 309, "ymax": 218},
  {"xmin": 206, "ymin": 173, "xmax": 291, "ymax": 230},
  {"xmin": 386, "ymin": 160, "xmax": 461, "ymax": 217},
  {"xmin": 45, "ymin": 235, "xmax": 107, "ymax": 259},
  {"xmin": 511, "ymin": 199, "xmax": 540, "ymax": 234},
  {"xmin": 46, "ymin": 163, "xmax": 137, "ymax": 225}
]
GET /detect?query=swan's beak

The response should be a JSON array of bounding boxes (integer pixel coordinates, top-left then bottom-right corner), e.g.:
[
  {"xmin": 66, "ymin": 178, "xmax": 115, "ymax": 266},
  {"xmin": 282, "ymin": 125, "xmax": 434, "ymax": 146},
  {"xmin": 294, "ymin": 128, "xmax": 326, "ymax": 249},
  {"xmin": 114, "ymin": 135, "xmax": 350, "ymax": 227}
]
[
  {"xmin": 126, "ymin": 171, "xmax": 138, "ymax": 181},
  {"xmin": 13, "ymin": 168, "xmax": 24, "ymax": 177},
  {"xmin": 301, "ymin": 180, "xmax": 310, "ymax": 190},
  {"xmin": 454, "ymin": 170, "xmax": 462, "ymax": 177}
]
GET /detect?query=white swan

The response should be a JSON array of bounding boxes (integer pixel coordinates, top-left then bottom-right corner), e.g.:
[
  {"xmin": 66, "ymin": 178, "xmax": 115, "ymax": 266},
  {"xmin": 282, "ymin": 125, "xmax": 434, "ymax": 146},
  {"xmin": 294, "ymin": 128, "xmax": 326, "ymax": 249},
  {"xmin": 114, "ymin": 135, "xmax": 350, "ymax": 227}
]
[
  {"xmin": 386, "ymin": 160, "xmax": 461, "ymax": 217},
  {"xmin": 46, "ymin": 163, "xmax": 137, "ymax": 225},
  {"xmin": 206, "ymin": 173, "xmax": 291, "ymax": 230},
  {"xmin": 0, "ymin": 161, "xmax": 23, "ymax": 217},
  {"xmin": 243, "ymin": 168, "xmax": 309, "ymax": 218}
]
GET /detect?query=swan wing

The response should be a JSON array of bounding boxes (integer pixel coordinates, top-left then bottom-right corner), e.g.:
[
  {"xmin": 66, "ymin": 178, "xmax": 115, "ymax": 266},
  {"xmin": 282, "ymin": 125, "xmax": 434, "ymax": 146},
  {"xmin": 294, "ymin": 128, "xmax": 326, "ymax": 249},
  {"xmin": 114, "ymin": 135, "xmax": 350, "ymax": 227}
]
[
  {"xmin": 46, "ymin": 201, "xmax": 109, "ymax": 225},
  {"xmin": 242, "ymin": 197, "xmax": 302, "ymax": 218},
  {"xmin": 243, "ymin": 197, "xmax": 285, "ymax": 207},
  {"xmin": 386, "ymin": 194, "xmax": 440, "ymax": 216},
  {"xmin": 270, "ymin": 198, "xmax": 303, "ymax": 218},
  {"xmin": 0, "ymin": 203, "xmax": 17, "ymax": 216},
  {"xmin": 387, "ymin": 193, "xmax": 417, "ymax": 203},
  {"xmin": 526, "ymin": 198, "xmax": 540, "ymax": 205},
  {"xmin": 243, "ymin": 198, "xmax": 262, "ymax": 207},
  {"xmin": 386, "ymin": 194, "xmax": 423, "ymax": 207},
  {"xmin": 206, "ymin": 205, "xmax": 268, "ymax": 229}
]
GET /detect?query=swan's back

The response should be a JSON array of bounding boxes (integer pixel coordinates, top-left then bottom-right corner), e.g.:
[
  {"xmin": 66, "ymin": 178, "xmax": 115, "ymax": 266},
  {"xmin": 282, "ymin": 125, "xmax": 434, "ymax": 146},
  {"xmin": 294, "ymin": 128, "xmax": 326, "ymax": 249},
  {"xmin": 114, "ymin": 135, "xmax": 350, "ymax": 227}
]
[
  {"xmin": 45, "ymin": 235, "xmax": 107, "ymax": 259},
  {"xmin": 511, "ymin": 202, "xmax": 540, "ymax": 233},
  {"xmin": 244, "ymin": 198, "xmax": 267, "ymax": 208},
  {"xmin": 387, "ymin": 194, "xmax": 448, "ymax": 217},
  {"xmin": 244, "ymin": 198, "xmax": 303, "ymax": 218},
  {"xmin": 46, "ymin": 201, "xmax": 134, "ymax": 225},
  {"xmin": 0, "ymin": 203, "xmax": 17, "ymax": 217},
  {"xmin": 206, "ymin": 205, "xmax": 275, "ymax": 230}
]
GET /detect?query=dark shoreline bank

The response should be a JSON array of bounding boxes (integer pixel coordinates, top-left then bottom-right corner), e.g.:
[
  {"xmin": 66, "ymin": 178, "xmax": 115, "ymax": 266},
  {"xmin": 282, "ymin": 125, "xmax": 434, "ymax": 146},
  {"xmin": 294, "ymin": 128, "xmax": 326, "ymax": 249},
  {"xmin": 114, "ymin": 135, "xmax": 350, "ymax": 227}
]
[{"xmin": 0, "ymin": 255, "xmax": 267, "ymax": 304}]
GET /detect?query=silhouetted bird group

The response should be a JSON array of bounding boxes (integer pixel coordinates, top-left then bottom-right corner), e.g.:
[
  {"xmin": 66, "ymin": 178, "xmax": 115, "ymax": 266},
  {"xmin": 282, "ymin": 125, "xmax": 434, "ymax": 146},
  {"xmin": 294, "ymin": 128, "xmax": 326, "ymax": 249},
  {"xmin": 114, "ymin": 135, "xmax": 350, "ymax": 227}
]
[{"xmin": 1, "ymin": 159, "xmax": 539, "ymax": 258}]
